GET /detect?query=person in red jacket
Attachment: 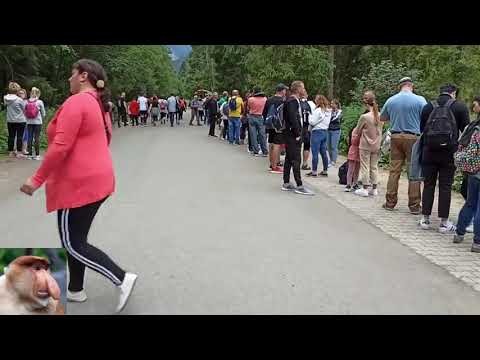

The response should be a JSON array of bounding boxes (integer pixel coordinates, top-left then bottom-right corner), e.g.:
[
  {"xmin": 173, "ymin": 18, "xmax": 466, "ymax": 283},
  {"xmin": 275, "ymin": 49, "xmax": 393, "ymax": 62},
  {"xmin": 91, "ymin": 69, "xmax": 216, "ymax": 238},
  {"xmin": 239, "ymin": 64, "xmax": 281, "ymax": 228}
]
[
  {"xmin": 19, "ymin": 59, "xmax": 138, "ymax": 313},
  {"xmin": 128, "ymin": 97, "xmax": 140, "ymax": 126}
]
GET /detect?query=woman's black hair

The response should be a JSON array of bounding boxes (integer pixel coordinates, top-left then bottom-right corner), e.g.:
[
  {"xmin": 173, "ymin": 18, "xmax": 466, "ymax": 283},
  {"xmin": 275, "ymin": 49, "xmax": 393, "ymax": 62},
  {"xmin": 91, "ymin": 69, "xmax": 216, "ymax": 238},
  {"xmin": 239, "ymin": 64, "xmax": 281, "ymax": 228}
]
[
  {"xmin": 73, "ymin": 58, "xmax": 111, "ymax": 112},
  {"xmin": 473, "ymin": 95, "xmax": 480, "ymax": 104}
]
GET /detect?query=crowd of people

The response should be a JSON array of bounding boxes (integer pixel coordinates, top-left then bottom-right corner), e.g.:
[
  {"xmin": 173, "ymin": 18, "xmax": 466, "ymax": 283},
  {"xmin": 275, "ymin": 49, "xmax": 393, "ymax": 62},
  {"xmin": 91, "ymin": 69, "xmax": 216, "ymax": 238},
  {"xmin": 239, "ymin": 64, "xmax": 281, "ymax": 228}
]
[
  {"xmin": 199, "ymin": 77, "xmax": 480, "ymax": 254},
  {"xmin": 111, "ymin": 92, "xmax": 187, "ymax": 128},
  {"xmin": 3, "ymin": 82, "xmax": 46, "ymax": 160}
]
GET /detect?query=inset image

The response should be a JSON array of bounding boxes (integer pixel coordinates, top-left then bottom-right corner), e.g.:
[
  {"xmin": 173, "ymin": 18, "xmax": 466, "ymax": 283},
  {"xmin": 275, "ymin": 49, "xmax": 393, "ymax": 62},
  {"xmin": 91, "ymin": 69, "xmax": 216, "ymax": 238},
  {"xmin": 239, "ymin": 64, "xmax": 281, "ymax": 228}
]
[{"xmin": 0, "ymin": 248, "xmax": 66, "ymax": 315}]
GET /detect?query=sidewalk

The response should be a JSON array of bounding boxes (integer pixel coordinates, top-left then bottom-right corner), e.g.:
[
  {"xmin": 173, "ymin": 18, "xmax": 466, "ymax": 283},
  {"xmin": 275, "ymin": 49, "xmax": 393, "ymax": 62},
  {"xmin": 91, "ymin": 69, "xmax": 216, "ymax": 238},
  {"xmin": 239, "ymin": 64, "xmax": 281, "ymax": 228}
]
[{"xmin": 301, "ymin": 154, "xmax": 480, "ymax": 293}]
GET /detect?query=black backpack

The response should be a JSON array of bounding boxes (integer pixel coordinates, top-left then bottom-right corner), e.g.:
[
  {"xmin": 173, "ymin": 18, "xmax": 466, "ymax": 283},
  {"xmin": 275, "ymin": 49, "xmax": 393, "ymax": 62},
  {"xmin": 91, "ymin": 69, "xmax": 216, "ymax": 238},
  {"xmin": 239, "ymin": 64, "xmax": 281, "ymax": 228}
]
[
  {"xmin": 423, "ymin": 98, "xmax": 458, "ymax": 150},
  {"xmin": 338, "ymin": 161, "xmax": 348, "ymax": 185}
]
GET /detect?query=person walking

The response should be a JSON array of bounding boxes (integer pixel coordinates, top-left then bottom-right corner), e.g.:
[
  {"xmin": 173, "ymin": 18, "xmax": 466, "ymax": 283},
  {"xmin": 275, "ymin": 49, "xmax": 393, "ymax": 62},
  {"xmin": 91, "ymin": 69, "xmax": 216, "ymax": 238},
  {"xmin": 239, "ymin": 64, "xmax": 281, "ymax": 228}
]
[
  {"xmin": 306, "ymin": 95, "xmax": 331, "ymax": 177},
  {"xmin": 247, "ymin": 87, "xmax": 268, "ymax": 156},
  {"xmin": 327, "ymin": 99, "xmax": 342, "ymax": 167},
  {"xmin": 228, "ymin": 90, "xmax": 244, "ymax": 145},
  {"xmin": 380, "ymin": 77, "xmax": 427, "ymax": 214},
  {"xmin": 282, "ymin": 81, "xmax": 313, "ymax": 195},
  {"xmin": 206, "ymin": 92, "xmax": 219, "ymax": 137},
  {"xmin": 128, "ymin": 97, "xmax": 140, "ymax": 126},
  {"xmin": 137, "ymin": 93, "xmax": 149, "ymax": 126},
  {"xmin": 19, "ymin": 59, "xmax": 137, "ymax": 313},
  {"xmin": 198, "ymin": 97, "xmax": 205, "ymax": 124},
  {"xmin": 25, "ymin": 87, "xmax": 46, "ymax": 160},
  {"xmin": 149, "ymin": 96, "xmax": 160, "ymax": 126},
  {"xmin": 189, "ymin": 95, "xmax": 201, "ymax": 126},
  {"xmin": 418, "ymin": 84, "xmax": 469, "ymax": 233},
  {"xmin": 353, "ymin": 91, "xmax": 383, "ymax": 197},
  {"xmin": 167, "ymin": 94, "xmax": 177, "ymax": 127},
  {"xmin": 3, "ymin": 82, "xmax": 27, "ymax": 158},
  {"xmin": 117, "ymin": 92, "xmax": 128, "ymax": 127}
]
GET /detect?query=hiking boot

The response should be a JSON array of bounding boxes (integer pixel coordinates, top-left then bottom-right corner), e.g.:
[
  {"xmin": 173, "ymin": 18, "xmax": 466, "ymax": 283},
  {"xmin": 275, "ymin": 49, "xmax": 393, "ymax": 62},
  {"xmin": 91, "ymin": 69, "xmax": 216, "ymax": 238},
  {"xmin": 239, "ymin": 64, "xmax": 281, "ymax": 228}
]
[
  {"xmin": 294, "ymin": 186, "xmax": 315, "ymax": 196},
  {"xmin": 354, "ymin": 188, "xmax": 369, "ymax": 197},
  {"xmin": 301, "ymin": 164, "xmax": 311, "ymax": 170},
  {"xmin": 472, "ymin": 243, "xmax": 480, "ymax": 253},
  {"xmin": 453, "ymin": 233, "xmax": 465, "ymax": 243},
  {"xmin": 419, "ymin": 218, "xmax": 431, "ymax": 230},
  {"xmin": 281, "ymin": 183, "xmax": 296, "ymax": 191},
  {"xmin": 439, "ymin": 221, "xmax": 456, "ymax": 234}
]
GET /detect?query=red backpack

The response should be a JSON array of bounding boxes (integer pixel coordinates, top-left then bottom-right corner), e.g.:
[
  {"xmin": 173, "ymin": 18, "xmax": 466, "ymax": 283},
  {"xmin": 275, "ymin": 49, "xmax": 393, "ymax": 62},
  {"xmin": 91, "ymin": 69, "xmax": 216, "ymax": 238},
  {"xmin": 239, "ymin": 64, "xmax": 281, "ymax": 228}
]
[{"xmin": 25, "ymin": 99, "xmax": 39, "ymax": 119}]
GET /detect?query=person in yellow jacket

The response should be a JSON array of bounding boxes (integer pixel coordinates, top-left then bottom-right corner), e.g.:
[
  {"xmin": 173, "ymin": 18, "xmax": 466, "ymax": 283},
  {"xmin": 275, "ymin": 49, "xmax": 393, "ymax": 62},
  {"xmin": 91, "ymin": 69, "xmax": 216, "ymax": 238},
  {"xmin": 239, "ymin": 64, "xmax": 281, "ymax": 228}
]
[{"xmin": 227, "ymin": 90, "xmax": 244, "ymax": 144}]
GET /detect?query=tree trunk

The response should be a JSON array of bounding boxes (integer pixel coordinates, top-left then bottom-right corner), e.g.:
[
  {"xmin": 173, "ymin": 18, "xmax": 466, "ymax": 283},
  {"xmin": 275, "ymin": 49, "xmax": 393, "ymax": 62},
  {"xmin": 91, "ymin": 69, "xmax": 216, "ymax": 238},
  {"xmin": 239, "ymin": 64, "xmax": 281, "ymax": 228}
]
[{"xmin": 328, "ymin": 45, "xmax": 335, "ymax": 99}]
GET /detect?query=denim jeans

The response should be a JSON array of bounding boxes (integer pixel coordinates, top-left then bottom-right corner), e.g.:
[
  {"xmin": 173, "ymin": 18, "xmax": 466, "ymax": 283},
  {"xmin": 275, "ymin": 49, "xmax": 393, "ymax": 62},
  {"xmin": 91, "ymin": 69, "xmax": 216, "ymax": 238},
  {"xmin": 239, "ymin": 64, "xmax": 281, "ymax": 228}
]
[
  {"xmin": 310, "ymin": 129, "xmax": 328, "ymax": 172},
  {"xmin": 457, "ymin": 175, "xmax": 480, "ymax": 243},
  {"xmin": 248, "ymin": 115, "xmax": 268, "ymax": 154},
  {"xmin": 327, "ymin": 129, "xmax": 341, "ymax": 164},
  {"xmin": 228, "ymin": 117, "xmax": 241, "ymax": 144}
]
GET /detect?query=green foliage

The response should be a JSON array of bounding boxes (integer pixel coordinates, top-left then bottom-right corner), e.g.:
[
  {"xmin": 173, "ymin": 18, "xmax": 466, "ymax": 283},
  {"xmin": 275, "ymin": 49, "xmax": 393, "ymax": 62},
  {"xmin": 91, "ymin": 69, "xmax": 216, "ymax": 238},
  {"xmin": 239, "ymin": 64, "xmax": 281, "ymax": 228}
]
[
  {"xmin": 0, "ymin": 248, "xmax": 66, "ymax": 275},
  {"xmin": 350, "ymin": 59, "xmax": 423, "ymax": 106},
  {"xmin": 0, "ymin": 45, "xmax": 180, "ymax": 106}
]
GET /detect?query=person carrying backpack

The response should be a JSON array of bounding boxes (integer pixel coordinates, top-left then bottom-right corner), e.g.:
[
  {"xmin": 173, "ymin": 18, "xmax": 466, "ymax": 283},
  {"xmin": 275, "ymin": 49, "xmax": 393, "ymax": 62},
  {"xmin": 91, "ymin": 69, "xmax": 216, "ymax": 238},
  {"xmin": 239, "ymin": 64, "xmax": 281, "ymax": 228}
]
[
  {"xmin": 25, "ymin": 87, "xmax": 46, "ymax": 160},
  {"xmin": 228, "ymin": 90, "xmax": 244, "ymax": 145},
  {"xmin": 453, "ymin": 96, "xmax": 480, "ymax": 249},
  {"xmin": 418, "ymin": 84, "xmax": 469, "ymax": 234}
]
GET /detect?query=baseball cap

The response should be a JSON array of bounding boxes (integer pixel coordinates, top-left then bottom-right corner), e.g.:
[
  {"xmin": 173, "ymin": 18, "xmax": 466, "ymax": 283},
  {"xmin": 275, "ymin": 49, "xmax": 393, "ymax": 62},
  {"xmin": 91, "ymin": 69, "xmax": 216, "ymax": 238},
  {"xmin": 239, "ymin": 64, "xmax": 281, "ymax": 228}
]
[
  {"xmin": 276, "ymin": 83, "xmax": 288, "ymax": 92},
  {"xmin": 398, "ymin": 77, "xmax": 413, "ymax": 85}
]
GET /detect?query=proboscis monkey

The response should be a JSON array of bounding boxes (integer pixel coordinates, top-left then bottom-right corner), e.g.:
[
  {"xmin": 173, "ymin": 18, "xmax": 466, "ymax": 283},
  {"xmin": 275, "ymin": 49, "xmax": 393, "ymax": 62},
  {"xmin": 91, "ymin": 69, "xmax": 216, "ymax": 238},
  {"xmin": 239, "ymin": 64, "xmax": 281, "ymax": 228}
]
[{"xmin": 0, "ymin": 255, "xmax": 65, "ymax": 315}]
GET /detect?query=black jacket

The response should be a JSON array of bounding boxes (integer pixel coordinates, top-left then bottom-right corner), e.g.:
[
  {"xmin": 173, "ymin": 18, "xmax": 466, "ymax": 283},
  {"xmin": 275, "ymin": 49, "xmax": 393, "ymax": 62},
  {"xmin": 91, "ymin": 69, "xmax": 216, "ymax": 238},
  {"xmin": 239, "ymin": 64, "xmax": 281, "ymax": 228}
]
[
  {"xmin": 283, "ymin": 96, "xmax": 302, "ymax": 138},
  {"xmin": 205, "ymin": 98, "xmax": 219, "ymax": 117},
  {"xmin": 420, "ymin": 94, "xmax": 470, "ymax": 162}
]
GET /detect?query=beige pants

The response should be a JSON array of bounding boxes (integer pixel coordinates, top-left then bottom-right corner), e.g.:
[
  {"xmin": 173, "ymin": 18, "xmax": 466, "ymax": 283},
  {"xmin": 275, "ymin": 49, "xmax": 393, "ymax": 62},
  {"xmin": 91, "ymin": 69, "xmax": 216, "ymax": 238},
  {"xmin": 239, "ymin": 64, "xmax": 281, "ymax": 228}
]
[
  {"xmin": 359, "ymin": 149, "xmax": 379, "ymax": 186},
  {"xmin": 385, "ymin": 133, "xmax": 421, "ymax": 211}
]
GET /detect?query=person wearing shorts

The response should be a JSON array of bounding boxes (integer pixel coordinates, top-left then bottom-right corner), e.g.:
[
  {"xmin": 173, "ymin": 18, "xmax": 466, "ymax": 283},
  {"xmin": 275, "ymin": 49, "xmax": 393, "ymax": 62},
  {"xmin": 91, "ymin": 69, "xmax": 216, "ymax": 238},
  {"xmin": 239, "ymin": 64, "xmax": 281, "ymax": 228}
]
[{"xmin": 263, "ymin": 84, "xmax": 288, "ymax": 173}]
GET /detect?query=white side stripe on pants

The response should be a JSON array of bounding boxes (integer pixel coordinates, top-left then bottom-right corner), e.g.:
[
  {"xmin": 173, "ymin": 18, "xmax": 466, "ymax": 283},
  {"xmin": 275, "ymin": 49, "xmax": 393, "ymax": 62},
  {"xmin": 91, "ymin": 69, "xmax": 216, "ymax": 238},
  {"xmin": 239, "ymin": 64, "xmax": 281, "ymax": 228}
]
[{"xmin": 61, "ymin": 209, "xmax": 121, "ymax": 285}]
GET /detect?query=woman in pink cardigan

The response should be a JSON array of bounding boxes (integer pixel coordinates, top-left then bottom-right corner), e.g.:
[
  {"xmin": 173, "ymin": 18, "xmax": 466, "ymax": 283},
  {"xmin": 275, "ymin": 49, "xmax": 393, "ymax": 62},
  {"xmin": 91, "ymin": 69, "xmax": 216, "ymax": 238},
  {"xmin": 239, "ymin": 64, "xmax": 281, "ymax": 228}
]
[{"xmin": 20, "ymin": 59, "xmax": 137, "ymax": 313}]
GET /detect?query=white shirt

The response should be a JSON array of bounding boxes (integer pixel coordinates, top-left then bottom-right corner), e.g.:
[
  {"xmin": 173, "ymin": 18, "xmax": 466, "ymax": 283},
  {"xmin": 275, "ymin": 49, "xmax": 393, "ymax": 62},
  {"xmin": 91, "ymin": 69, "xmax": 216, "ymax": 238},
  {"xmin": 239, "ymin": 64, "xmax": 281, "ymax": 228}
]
[
  {"xmin": 167, "ymin": 96, "xmax": 177, "ymax": 113},
  {"xmin": 138, "ymin": 96, "xmax": 148, "ymax": 111},
  {"xmin": 308, "ymin": 101, "xmax": 316, "ymax": 112},
  {"xmin": 308, "ymin": 107, "xmax": 332, "ymax": 131}
]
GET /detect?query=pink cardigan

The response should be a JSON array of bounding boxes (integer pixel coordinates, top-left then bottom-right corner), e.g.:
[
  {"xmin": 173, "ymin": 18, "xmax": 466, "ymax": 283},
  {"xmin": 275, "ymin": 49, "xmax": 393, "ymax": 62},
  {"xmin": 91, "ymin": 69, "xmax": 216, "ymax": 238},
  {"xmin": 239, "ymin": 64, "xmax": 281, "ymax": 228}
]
[{"xmin": 31, "ymin": 91, "xmax": 115, "ymax": 213}]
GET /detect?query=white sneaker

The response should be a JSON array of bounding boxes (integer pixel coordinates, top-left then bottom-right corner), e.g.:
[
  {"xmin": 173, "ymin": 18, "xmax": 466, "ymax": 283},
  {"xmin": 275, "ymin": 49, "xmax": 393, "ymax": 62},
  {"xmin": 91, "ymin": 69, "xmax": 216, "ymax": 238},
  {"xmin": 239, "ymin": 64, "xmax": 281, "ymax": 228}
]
[
  {"xmin": 439, "ymin": 221, "xmax": 457, "ymax": 234},
  {"xmin": 67, "ymin": 289, "xmax": 88, "ymax": 302},
  {"xmin": 116, "ymin": 273, "xmax": 138, "ymax": 313},
  {"xmin": 419, "ymin": 218, "xmax": 431, "ymax": 230},
  {"xmin": 33, "ymin": 155, "xmax": 41, "ymax": 161},
  {"xmin": 467, "ymin": 224, "xmax": 474, "ymax": 233},
  {"xmin": 369, "ymin": 188, "xmax": 378, "ymax": 196},
  {"xmin": 354, "ymin": 188, "xmax": 369, "ymax": 197}
]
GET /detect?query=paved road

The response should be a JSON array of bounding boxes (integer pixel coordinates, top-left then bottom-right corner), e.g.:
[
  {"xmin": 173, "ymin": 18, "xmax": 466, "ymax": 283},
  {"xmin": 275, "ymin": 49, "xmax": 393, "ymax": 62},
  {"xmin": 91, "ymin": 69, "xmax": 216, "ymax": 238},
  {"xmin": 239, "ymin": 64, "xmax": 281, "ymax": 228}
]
[{"xmin": 2, "ymin": 115, "xmax": 480, "ymax": 314}]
